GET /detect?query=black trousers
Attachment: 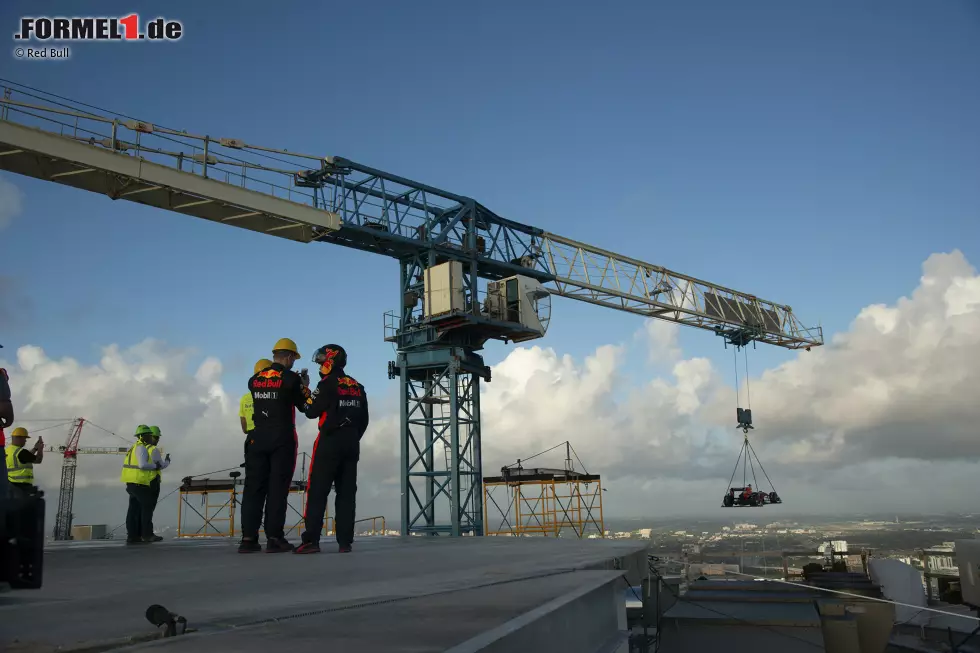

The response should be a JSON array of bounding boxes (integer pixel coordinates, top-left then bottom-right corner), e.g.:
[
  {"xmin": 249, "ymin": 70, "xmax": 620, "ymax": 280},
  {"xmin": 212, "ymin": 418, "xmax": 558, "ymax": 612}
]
[
  {"xmin": 148, "ymin": 477, "xmax": 161, "ymax": 533},
  {"xmin": 302, "ymin": 430, "xmax": 359, "ymax": 546},
  {"xmin": 8, "ymin": 482, "xmax": 34, "ymax": 500},
  {"xmin": 241, "ymin": 433, "xmax": 296, "ymax": 541},
  {"xmin": 125, "ymin": 483, "xmax": 155, "ymax": 540}
]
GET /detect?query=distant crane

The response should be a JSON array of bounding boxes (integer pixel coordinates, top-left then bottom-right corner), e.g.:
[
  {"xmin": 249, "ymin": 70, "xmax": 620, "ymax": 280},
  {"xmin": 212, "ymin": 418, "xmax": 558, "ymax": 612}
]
[
  {"xmin": 43, "ymin": 418, "xmax": 128, "ymax": 541},
  {"xmin": 0, "ymin": 81, "xmax": 824, "ymax": 538}
]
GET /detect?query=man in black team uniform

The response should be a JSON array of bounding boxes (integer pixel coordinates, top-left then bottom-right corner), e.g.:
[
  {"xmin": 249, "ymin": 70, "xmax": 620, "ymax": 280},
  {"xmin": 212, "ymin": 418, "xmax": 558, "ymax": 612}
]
[
  {"xmin": 239, "ymin": 338, "xmax": 310, "ymax": 554},
  {"xmin": 295, "ymin": 344, "xmax": 369, "ymax": 554}
]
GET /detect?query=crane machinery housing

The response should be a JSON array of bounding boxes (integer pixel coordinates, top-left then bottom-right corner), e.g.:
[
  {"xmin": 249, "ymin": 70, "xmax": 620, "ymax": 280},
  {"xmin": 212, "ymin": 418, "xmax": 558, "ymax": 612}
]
[{"xmin": 0, "ymin": 82, "xmax": 824, "ymax": 539}]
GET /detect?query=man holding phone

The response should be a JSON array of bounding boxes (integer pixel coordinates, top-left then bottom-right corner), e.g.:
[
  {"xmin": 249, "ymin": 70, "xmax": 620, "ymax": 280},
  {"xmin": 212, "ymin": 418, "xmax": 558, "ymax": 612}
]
[{"xmin": 239, "ymin": 338, "xmax": 310, "ymax": 554}]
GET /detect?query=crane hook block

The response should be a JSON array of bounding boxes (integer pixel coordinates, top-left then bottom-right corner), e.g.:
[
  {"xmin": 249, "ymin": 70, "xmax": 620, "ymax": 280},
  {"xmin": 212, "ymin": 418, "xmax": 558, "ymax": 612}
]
[{"xmin": 736, "ymin": 407, "xmax": 753, "ymax": 432}]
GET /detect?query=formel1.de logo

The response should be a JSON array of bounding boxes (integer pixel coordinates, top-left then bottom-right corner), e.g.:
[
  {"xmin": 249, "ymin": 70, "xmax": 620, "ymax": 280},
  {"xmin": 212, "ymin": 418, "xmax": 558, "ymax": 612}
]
[{"xmin": 14, "ymin": 15, "xmax": 183, "ymax": 42}]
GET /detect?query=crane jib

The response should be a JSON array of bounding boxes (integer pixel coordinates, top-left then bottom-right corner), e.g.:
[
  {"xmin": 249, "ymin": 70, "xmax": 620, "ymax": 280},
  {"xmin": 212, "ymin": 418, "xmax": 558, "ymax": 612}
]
[{"xmin": 0, "ymin": 95, "xmax": 821, "ymax": 349}]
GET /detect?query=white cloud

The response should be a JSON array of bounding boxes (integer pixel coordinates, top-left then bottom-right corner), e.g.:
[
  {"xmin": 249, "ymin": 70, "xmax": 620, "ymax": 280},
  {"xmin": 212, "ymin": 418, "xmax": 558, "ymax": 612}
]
[
  {"xmin": 0, "ymin": 175, "xmax": 23, "ymax": 230},
  {"xmin": 4, "ymin": 250, "xmax": 980, "ymax": 526},
  {"xmin": 742, "ymin": 251, "xmax": 980, "ymax": 466},
  {"xmin": 478, "ymin": 250, "xmax": 980, "ymax": 514},
  {"xmin": 2, "ymin": 341, "xmax": 399, "ymax": 530},
  {"xmin": 642, "ymin": 320, "xmax": 682, "ymax": 365}
]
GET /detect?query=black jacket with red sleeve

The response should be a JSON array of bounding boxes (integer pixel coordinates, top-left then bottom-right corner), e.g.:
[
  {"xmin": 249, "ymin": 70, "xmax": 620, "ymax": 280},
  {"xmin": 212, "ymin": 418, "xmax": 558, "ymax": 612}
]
[
  {"xmin": 303, "ymin": 369, "xmax": 369, "ymax": 439},
  {"xmin": 248, "ymin": 362, "xmax": 310, "ymax": 439}
]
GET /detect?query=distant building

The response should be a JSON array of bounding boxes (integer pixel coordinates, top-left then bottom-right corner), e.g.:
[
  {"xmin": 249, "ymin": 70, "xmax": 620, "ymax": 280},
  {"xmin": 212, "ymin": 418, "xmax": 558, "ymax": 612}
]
[
  {"xmin": 687, "ymin": 563, "xmax": 739, "ymax": 580},
  {"xmin": 926, "ymin": 543, "xmax": 956, "ymax": 571},
  {"xmin": 818, "ymin": 540, "xmax": 848, "ymax": 555},
  {"xmin": 637, "ymin": 528, "xmax": 653, "ymax": 539}
]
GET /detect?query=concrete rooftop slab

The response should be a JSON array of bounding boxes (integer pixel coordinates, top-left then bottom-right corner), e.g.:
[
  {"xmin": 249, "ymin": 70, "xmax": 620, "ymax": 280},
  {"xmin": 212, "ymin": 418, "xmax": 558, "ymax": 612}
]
[
  {"xmin": 663, "ymin": 599, "xmax": 822, "ymax": 626},
  {"xmin": 2, "ymin": 536, "xmax": 647, "ymax": 652}
]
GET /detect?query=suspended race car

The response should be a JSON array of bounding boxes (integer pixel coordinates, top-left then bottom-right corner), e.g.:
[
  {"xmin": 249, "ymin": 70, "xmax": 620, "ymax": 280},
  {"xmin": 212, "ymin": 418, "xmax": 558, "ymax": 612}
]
[
  {"xmin": 716, "ymin": 328, "xmax": 783, "ymax": 508},
  {"xmin": 719, "ymin": 410, "xmax": 782, "ymax": 508},
  {"xmin": 722, "ymin": 485, "xmax": 781, "ymax": 508}
]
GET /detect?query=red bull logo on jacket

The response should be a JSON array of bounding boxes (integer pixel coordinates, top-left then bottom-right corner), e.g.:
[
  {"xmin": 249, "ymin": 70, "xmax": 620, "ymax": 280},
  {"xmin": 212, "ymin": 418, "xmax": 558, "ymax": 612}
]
[
  {"xmin": 253, "ymin": 368, "xmax": 282, "ymax": 388},
  {"xmin": 253, "ymin": 378, "xmax": 282, "ymax": 389},
  {"xmin": 337, "ymin": 375, "xmax": 362, "ymax": 397}
]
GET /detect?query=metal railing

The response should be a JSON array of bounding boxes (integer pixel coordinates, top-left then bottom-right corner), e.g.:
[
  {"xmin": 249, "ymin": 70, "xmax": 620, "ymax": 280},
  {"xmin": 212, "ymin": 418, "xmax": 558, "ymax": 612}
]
[
  {"xmin": 0, "ymin": 87, "xmax": 325, "ymax": 208},
  {"xmin": 327, "ymin": 515, "xmax": 387, "ymax": 536}
]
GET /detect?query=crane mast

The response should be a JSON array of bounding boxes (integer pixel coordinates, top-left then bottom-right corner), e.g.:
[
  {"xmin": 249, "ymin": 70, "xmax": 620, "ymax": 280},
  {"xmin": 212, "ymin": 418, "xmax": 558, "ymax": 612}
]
[
  {"xmin": 51, "ymin": 418, "xmax": 85, "ymax": 541},
  {"xmin": 0, "ymin": 84, "xmax": 823, "ymax": 538},
  {"xmin": 45, "ymin": 418, "xmax": 129, "ymax": 541}
]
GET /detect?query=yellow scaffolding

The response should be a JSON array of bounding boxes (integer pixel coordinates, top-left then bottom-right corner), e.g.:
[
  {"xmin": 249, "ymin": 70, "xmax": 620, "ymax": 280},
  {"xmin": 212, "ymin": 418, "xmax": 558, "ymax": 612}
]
[
  {"xmin": 483, "ymin": 468, "xmax": 604, "ymax": 538},
  {"xmin": 177, "ymin": 477, "xmax": 388, "ymax": 539},
  {"xmin": 177, "ymin": 477, "xmax": 316, "ymax": 539}
]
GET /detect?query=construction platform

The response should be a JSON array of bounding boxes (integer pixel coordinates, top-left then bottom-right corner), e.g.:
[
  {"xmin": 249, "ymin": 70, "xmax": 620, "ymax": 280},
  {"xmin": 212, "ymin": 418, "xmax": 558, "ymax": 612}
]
[{"xmin": 2, "ymin": 536, "xmax": 648, "ymax": 653}]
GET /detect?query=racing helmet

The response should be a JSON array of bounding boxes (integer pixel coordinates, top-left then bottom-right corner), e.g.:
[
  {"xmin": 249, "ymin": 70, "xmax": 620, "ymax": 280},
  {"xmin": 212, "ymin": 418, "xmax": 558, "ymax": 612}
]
[{"xmin": 312, "ymin": 344, "xmax": 347, "ymax": 376}]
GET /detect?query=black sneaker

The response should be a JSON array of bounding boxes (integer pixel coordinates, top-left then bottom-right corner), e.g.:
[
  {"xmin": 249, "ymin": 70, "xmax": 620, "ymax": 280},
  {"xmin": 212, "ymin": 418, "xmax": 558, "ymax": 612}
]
[
  {"xmin": 238, "ymin": 539, "xmax": 262, "ymax": 553},
  {"xmin": 338, "ymin": 544, "xmax": 352, "ymax": 553},
  {"xmin": 294, "ymin": 541, "xmax": 320, "ymax": 554},
  {"xmin": 265, "ymin": 537, "xmax": 294, "ymax": 553},
  {"xmin": 126, "ymin": 538, "xmax": 148, "ymax": 545}
]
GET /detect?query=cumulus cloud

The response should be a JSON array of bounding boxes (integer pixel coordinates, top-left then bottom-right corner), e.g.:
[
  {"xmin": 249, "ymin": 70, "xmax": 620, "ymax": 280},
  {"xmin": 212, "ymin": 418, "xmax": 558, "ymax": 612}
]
[
  {"xmin": 642, "ymin": 320, "xmax": 682, "ymax": 365},
  {"xmin": 736, "ymin": 251, "xmax": 980, "ymax": 467},
  {"xmin": 2, "ymin": 341, "xmax": 400, "ymax": 529},
  {"xmin": 0, "ymin": 175, "xmax": 23, "ymax": 229},
  {"xmin": 4, "ymin": 250, "xmax": 980, "ymax": 525},
  {"xmin": 478, "ymin": 250, "xmax": 980, "ymax": 514}
]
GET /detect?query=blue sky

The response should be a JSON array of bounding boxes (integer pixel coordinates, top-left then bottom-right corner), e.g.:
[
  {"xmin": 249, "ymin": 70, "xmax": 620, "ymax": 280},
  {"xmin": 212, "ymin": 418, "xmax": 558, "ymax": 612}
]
[{"xmin": 2, "ymin": 0, "xmax": 978, "ymax": 397}]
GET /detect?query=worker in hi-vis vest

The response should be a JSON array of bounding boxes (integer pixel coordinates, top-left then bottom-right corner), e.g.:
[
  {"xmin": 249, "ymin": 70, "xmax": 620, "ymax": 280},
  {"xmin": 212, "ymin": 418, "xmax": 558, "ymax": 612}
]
[
  {"xmin": 240, "ymin": 359, "xmax": 273, "ymax": 464},
  {"xmin": 120, "ymin": 425, "xmax": 162, "ymax": 544},
  {"xmin": 5, "ymin": 426, "xmax": 43, "ymax": 498},
  {"xmin": 145, "ymin": 425, "xmax": 170, "ymax": 541}
]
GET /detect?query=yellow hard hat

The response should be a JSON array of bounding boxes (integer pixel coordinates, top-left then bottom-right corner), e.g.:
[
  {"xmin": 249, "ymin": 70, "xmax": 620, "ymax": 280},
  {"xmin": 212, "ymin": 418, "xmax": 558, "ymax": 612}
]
[
  {"xmin": 254, "ymin": 358, "xmax": 274, "ymax": 374},
  {"xmin": 11, "ymin": 426, "xmax": 29, "ymax": 438},
  {"xmin": 272, "ymin": 338, "xmax": 300, "ymax": 357}
]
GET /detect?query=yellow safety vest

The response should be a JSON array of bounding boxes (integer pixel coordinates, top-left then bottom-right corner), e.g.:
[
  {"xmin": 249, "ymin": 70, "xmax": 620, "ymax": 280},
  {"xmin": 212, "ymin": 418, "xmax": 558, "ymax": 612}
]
[
  {"xmin": 145, "ymin": 444, "xmax": 163, "ymax": 481},
  {"xmin": 240, "ymin": 392, "xmax": 255, "ymax": 432},
  {"xmin": 6, "ymin": 445, "xmax": 33, "ymax": 485},
  {"xmin": 120, "ymin": 442, "xmax": 155, "ymax": 486}
]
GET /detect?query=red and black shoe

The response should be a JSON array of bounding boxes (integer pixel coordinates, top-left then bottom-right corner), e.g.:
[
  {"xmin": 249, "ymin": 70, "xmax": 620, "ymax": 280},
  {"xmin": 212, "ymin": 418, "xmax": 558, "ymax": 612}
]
[
  {"xmin": 338, "ymin": 544, "xmax": 352, "ymax": 553},
  {"xmin": 238, "ymin": 538, "xmax": 261, "ymax": 553},
  {"xmin": 265, "ymin": 537, "xmax": 295, "ymax": 553},
  {"xmin": 294, "ymin": 541, "xmax": 321, "ymax": 554}
]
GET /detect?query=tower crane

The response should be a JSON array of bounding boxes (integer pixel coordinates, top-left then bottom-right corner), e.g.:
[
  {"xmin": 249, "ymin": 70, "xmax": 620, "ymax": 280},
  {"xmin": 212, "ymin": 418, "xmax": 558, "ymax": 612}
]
[
  {"xmin": 43, "ymin": 418, "xmax": 128, "ymax": 541},
  {"xmin": 0, "ymin": 82, "xmax": 824, "ymax": 538}
]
